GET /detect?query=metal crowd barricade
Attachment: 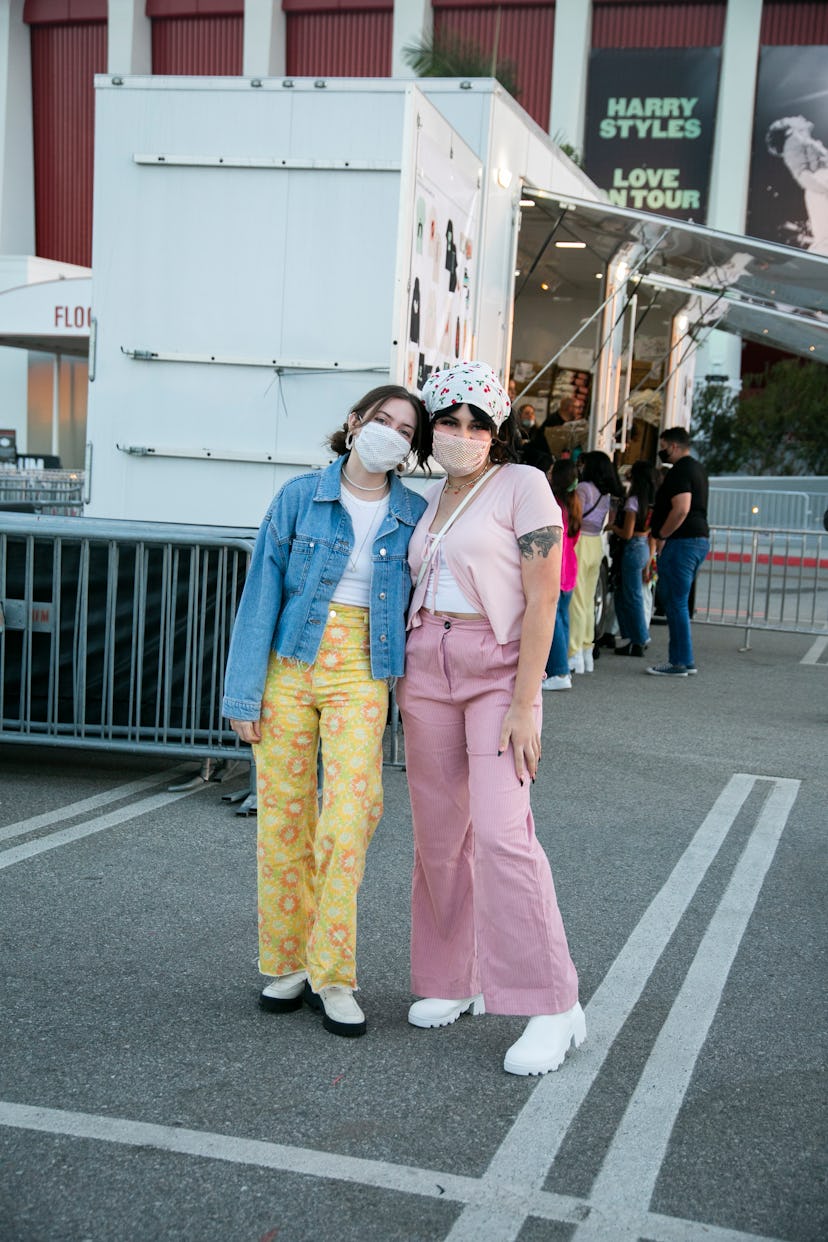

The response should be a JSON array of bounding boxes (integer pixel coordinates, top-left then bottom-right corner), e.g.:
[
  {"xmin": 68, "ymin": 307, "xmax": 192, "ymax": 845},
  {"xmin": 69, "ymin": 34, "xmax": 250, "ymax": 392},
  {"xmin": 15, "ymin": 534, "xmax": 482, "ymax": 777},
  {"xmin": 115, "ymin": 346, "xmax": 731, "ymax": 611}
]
[
  {"xmin": 694, "ymin": 526, "xmax": 828, "ymax": 648},
  {"xmin": 707, "ymin": 487, "xmax": 812, "ymax": 531},
  {"xmin": 0, "ymin": 513, "xmax": 256, "ymax": 757},
  {"xmin": 0, "ymin": 468, "xmax": 85, "ymax": 517}
]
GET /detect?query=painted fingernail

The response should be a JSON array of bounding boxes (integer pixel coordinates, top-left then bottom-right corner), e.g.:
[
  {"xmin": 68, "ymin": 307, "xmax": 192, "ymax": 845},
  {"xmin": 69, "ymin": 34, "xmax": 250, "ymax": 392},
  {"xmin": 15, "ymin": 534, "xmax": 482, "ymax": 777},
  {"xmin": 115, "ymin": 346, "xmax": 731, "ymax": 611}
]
[
  {"xmin": 519, "ymin": 778, "xmax": 524, "ymax": 787},
  {"xmin": 497, "ymin": 750, "xmax": 502, "ymax": 756}
]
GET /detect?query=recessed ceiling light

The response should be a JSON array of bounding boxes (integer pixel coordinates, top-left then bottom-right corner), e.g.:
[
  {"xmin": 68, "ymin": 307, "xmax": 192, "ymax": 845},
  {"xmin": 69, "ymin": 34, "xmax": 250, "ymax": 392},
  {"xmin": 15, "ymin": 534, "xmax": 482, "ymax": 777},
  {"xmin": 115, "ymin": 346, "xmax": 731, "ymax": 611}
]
[
  {"xmin": 540, "ymin": 282, "xmax": 549, "ymax": 291},
  {"xmin": 519, "ymin": 199, "xmax": 535, "ymax": 207},
  {"xmin": 555, "ymin": 241, "xmax": 586, "ymax": 249}
]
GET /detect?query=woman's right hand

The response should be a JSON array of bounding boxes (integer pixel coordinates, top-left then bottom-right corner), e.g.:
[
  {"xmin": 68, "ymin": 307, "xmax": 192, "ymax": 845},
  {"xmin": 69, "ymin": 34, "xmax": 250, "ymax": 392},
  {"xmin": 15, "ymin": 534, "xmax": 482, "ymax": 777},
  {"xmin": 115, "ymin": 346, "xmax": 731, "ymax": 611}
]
[{"xmin": 230, "ymin": 718, "xmax": 262, "ymax": 744}]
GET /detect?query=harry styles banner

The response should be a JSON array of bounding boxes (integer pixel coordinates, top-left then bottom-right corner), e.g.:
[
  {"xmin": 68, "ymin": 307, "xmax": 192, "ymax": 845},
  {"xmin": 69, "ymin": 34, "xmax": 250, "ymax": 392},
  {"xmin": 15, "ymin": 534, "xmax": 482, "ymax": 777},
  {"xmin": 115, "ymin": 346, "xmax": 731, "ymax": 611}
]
[
  {"xmin": 747, "ymin": 46, "xmax": 828, "ymax": 256},
  {"xmin": 584, "ymin": 49, "xmax": 721, "ymax": 223}
]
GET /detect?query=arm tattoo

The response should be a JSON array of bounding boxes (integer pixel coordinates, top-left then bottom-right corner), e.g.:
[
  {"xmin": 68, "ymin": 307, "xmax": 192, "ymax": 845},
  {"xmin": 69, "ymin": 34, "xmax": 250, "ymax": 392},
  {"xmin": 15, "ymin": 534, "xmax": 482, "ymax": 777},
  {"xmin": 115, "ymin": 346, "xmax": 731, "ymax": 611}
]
[{"xmin": 517, "ymin": 526, "xmax": 562, "ymax": 559}]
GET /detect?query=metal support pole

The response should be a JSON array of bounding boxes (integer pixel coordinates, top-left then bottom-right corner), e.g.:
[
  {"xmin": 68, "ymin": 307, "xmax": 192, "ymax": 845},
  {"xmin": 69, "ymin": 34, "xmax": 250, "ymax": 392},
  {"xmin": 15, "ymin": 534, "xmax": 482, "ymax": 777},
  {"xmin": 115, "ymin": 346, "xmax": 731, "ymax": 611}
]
[{"xmin": 740, "ymin": 529, "xmax": 760, "ymax": 651}]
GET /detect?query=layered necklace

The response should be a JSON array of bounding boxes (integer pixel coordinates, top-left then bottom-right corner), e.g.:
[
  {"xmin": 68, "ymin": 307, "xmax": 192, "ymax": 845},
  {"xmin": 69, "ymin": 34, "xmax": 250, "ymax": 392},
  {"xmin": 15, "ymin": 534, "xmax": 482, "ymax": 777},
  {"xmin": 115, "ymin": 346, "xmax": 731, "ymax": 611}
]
[
  {"xmin": 341, "ymin": 477, "xmax": 389, "ymax": 573},
  {"xmin": 444, "ymin": 461, "xmax": 493, "ymax": 496}
]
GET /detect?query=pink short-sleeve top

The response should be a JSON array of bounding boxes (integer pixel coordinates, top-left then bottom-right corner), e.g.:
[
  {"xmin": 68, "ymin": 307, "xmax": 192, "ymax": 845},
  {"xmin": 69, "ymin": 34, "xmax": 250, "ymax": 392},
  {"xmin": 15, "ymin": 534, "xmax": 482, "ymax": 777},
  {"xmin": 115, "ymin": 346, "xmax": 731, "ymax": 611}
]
[{"xmin": 406, "ymin": 463, "xmax": 563, "ymax": 644}]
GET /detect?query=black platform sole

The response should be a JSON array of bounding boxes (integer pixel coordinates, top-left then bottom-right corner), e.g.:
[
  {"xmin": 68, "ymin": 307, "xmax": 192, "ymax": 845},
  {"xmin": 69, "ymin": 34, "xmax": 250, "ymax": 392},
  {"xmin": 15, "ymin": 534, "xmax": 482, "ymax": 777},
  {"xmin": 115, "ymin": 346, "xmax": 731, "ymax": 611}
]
[
  {"xmin": 303, "ymin": 981, "xmax": 367, "ymax": 1038},
  {"xmin": 259, "ymin": 990, "xmax": 304, "ymax": 1014}
]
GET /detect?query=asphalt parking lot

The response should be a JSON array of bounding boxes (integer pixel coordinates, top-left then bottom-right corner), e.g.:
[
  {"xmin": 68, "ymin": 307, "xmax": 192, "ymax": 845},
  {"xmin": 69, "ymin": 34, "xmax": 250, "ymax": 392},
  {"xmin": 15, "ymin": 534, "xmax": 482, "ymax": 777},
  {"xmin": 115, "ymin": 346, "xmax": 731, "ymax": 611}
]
[{"xmin": 1, "ymin": 623, "xmax": 826, "ymax": 1242}]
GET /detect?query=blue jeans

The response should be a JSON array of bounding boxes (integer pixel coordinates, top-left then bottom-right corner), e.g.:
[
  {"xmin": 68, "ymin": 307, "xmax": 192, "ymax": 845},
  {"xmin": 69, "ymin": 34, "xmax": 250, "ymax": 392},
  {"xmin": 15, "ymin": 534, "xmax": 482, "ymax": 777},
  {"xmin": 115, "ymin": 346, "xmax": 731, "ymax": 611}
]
[
  {"xmin": 546, "ymin": 589, "xmax": 572, "ymax": 677},
  {"xmin": 614, "ymin": 537, "xmax": 651, "ymax": 646},
  {"xmin": 657, "ymin": 537, "xmax": 710, "ymax": 667}
]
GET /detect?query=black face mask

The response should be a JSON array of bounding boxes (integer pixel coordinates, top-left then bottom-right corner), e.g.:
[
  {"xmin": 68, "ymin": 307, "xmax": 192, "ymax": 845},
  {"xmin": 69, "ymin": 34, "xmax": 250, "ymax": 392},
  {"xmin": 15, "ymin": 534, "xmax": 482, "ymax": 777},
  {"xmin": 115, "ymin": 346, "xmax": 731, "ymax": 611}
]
[{"xmin": 658, "ymin": 448, "xmax": 671, "ymax": 463}]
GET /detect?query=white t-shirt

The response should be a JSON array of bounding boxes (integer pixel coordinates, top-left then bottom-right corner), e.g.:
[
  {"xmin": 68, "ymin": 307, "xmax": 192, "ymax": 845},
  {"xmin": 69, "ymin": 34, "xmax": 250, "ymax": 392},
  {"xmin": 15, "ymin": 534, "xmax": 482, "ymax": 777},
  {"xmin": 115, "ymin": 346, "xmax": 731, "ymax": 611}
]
[
  {"xmin": 333, "ymin": 489, "xmax": 390, "ymax": 607},
  {"xmin": 424, "ymin": 537, "xmax": 476, "ymax": 613}
]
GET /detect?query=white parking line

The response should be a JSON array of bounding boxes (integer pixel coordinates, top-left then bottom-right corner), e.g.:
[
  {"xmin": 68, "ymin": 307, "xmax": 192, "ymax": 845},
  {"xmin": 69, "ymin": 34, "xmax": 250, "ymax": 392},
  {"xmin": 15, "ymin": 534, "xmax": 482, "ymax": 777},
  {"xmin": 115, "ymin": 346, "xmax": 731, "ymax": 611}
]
[
  {"xmin": 0, "ymin": 773, "xmax": 800, "ymax": 1242},
  {"xmin": 0, "ymin": 1102, "xmax": 789, "ymax": 1242},
  {"xmin": 0, "ymin": 767, "xmax": 186, "ymax": 845},
  {"xmin": 444, "ymin": 772, "xmax": 764, "ymax": 1242},
  {"xmin": 0, "ymin": 783, "xmax": 208, "ymax": 870},
  {"xmin": 0, "ymin": 1100, "xmax": 478, "ymax": 1203},
  {"xmin": 800, "ymin": 635, "xmax": 828, "ymax": 665},
  {"xmin": 572, "ymin": 778, "xmax": 800, "ymax": 1241}
]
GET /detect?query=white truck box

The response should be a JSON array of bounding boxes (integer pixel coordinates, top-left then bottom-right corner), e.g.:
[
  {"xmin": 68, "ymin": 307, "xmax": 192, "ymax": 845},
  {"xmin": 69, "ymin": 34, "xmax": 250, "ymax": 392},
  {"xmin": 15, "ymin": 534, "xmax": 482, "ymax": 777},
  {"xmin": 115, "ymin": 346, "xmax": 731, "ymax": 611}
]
[
  {"xmin": 85, "ymin": 76, "xmax": 605, "ymax": 528},
  {"xmin": 86, "ymin": 77, "xmax": 485, "ymax": 526}
]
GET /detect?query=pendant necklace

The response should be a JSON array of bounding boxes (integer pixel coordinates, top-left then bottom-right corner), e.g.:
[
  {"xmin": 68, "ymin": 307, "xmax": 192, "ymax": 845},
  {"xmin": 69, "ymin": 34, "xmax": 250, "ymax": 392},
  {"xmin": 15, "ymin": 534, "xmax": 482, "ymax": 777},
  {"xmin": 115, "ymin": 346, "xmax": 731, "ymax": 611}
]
[
  {"xmin": 347, "ymin": 502, "xmax": 386, "ymax": 572},
  {"xmin": 444, "ymin": 462, "xmax": 492, "ymax": 496}
]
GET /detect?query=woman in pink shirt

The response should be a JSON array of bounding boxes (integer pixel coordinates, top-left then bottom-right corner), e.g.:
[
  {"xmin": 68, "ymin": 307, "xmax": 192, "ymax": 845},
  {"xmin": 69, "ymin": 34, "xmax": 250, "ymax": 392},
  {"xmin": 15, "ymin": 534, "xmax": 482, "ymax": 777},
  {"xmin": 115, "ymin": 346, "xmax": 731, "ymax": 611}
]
[
  {"xmin": 396, "ymin": 362, "xmax": 585, "ymax": 1076},
  {"xmin": 543, "ymin": 459, "xmax": 582, "ymax": 690}
]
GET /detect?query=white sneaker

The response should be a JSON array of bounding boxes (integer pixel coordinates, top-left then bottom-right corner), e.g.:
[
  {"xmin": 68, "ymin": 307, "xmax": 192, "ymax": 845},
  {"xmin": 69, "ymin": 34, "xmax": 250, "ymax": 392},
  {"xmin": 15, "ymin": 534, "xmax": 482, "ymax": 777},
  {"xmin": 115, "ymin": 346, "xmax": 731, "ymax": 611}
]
[
  {"xmin": 304, "ymin": 982, "xmax": 367, "ymax": 1037},
  {"xmin": 582, "ymin": 649, "xmax": 594, "ymax": 673},
  {"xmin": 568, "ymin": 651, "xmax": 585, "ymax": 675},
  {"xmin": 503, "ymin": 1002, "xmax": 586, "ymax": 1076},
  {"xmin": 408, "ymin": 995, "xmax": 486, "ymax": 1029},
  {"xmin": 259, "ymin": 969, "xmax": 307, "ymax": 1013},
  {"xmin": 542, "ymin": 674, "xmax": 572, "ymax": 691}
]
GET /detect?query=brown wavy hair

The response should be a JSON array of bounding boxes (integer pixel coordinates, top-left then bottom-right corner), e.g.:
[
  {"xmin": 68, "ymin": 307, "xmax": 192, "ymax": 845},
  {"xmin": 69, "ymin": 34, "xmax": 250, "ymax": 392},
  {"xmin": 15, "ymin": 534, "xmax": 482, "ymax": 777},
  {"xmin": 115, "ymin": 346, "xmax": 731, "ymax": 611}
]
[
  {"xmin": 327, "ymin": 385, "xmax": 430, "ymax": 468},
  {"xmin": 549, "ymin": 459, "xmax": 582, "ymax": 537}
]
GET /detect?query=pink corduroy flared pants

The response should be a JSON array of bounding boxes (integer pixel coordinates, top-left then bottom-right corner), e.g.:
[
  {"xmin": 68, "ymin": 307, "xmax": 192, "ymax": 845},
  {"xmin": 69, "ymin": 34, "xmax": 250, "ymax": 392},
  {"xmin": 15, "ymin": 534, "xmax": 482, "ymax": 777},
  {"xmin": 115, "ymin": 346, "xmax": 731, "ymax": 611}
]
[{"xmin": 396, "ymin": 611, "xmax": 579, "ymax": 1016}]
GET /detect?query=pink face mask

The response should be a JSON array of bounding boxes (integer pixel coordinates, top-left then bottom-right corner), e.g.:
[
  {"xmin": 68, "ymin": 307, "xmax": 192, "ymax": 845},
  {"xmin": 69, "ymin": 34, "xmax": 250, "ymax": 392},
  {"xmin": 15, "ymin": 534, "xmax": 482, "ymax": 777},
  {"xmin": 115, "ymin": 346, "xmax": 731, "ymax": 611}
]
[{"xmin": 431, "ymin": 429, "xmax": 491, "ymax": 477}]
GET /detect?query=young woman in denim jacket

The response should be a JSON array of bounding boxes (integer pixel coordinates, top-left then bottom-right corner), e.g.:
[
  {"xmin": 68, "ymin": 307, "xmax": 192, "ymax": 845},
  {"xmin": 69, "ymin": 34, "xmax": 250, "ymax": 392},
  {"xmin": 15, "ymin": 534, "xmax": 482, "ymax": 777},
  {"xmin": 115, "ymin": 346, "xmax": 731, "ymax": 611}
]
[{"xmin": 222, "ymin": 386, "xmax": 428, "ymax": 1038}]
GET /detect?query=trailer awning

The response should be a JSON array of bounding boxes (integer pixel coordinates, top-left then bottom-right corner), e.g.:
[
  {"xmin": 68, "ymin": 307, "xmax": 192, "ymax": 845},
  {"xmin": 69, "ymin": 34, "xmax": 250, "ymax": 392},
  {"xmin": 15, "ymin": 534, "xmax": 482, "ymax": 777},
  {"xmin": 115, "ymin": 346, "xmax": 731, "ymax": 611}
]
[
  {"xmin": 522, "ymin": 190, "xmax": 828, "ymax": 363},
  {"xmin": 0, "ymin": 277, "xmax": 91, "ymax": 356}
]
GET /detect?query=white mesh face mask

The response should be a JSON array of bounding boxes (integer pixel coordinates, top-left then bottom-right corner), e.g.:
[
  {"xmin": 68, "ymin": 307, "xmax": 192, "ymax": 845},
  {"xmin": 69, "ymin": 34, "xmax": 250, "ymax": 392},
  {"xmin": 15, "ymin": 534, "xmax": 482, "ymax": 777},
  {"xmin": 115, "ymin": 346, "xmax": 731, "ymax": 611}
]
[
  {"xmin": 352, "ymin": 421, "xmax": 412, "ymax": 473},
  {"xmin": 431, "ymin": 429, "xmax": 491, "ymax": 477}
]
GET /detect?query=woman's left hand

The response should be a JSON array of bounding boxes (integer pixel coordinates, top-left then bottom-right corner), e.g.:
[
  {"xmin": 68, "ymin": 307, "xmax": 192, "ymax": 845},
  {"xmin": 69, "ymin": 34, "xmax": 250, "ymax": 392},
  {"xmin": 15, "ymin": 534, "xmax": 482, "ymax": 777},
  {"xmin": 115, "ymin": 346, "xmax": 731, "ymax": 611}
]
[{"xmin": 499, "ymin": 702, "xmax": 541, "ymax": 784}]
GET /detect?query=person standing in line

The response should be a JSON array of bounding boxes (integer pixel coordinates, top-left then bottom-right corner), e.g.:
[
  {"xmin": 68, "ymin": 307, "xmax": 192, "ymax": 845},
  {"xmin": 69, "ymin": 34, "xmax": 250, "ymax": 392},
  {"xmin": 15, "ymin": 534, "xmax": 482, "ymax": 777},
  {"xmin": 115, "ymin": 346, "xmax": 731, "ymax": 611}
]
[
  {"xmin": 222, "ymin": 386, "xmax": 429, "ymax": 1037},
  {"xmin": 545, "ymin": 395, "xmax": 578, "ymax": 430},
  {"xmin": 519, "ymin": 402, "xmax": 556, "ymax": 471},
  {"xmin": 543, "ymin": 459, "xmax": 582, "ymax": 691},
  {"xmin": 647, "ymin": 427, "xmax": 710, "ymax": 677},
  {"xmin": 396, "ymin": 361, "xmax": 585, "ymax": 1077},
  {"xmin": 517, "ymin": 402, "xmax": 538, "ymax": 436},
  {"xmin": 567, "ymin": 451, "xmax": 623, "ymax": 674},
  {"xmin": 611, "ymin": 459, "xmax": 656, "ymax": 658}
]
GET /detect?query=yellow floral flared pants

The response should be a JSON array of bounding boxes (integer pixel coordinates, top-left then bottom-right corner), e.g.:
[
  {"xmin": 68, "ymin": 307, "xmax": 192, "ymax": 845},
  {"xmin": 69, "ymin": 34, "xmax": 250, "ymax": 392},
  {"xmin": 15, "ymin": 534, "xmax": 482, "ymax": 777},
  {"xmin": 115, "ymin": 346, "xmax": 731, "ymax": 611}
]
[{"xmin": 254, "ymin": 605, "xmax": 388, "ymax": 990}]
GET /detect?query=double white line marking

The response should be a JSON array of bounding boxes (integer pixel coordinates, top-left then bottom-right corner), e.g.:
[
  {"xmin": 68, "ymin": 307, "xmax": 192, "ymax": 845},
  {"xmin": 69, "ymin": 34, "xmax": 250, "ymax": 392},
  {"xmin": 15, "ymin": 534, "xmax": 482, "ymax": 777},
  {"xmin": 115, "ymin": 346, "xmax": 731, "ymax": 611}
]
[
  {"xmin": 0, "ymin": 768, "xmax": 206, "ymax": 869},
  {"xmin": 0, "ymin": 773, "xmax": 800, "ymax": 1242}
]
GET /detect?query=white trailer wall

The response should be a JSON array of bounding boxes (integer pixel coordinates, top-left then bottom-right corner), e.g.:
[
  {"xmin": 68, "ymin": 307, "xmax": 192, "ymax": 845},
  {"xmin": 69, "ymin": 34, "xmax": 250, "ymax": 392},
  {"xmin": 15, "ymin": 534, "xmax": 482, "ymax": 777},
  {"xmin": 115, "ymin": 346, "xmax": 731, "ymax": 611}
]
[{"xmin": 85, "ymin": 78, "xmax": 481, "ymax": 526}]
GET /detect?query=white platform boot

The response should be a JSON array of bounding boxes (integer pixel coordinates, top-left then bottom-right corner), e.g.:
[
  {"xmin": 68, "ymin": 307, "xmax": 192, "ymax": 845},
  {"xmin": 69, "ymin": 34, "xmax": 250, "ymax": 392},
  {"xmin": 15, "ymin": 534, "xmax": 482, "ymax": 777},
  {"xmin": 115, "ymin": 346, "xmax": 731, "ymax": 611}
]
[{"xmin": 503, "ymin": 1002, "xmax": 586, "ymax": 1075}]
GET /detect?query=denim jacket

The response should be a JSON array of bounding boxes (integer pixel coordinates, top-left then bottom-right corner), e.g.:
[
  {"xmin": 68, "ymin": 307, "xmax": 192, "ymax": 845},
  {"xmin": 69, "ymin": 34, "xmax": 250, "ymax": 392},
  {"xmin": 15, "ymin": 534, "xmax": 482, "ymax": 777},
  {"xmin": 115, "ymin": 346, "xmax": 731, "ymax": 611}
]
[{"xmin": 222, "ymin": 457, "xmax": 428, "ymax": 721}]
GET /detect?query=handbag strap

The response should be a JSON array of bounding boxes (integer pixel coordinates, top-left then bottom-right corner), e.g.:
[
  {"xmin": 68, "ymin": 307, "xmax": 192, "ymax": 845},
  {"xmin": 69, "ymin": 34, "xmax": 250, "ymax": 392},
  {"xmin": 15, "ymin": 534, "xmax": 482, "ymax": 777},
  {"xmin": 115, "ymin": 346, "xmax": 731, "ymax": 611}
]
[{"xmin": 415, "ymin": 465, "xmax": 501, "ymax": 589}]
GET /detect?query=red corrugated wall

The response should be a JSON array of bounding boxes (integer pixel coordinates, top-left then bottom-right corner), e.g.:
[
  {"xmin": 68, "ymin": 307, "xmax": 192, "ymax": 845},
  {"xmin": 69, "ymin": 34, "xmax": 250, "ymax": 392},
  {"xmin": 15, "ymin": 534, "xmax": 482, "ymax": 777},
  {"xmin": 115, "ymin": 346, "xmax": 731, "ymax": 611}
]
[
  {"xmin": 433, "ymin": 2, "xmax": 555, "ymax": 129},
  {"xmin": 761, "ymin": 1, "xmax": 828, "ymax": 44},
  {"xmin": 285, "ymin": 7, "xmax": 393, "ymax": 77},
  {"xmin": 591, "ymin": 2, "xmax": 726, "ymax": 48},
  {"xmin": 151, "ymin": 16, "xmax": 243, "ymax": 73},
  {"xmin": 29, "ymin": 21, "xmax": 106, "ymax": 266}
]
